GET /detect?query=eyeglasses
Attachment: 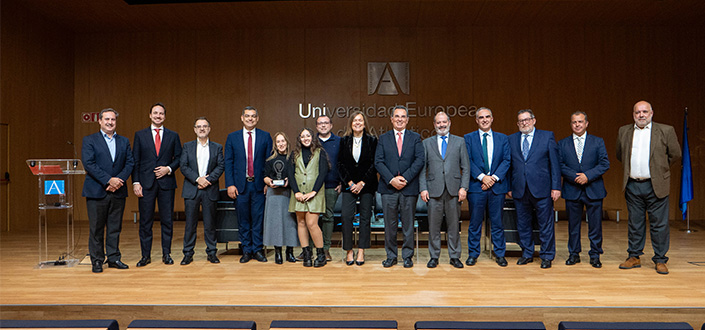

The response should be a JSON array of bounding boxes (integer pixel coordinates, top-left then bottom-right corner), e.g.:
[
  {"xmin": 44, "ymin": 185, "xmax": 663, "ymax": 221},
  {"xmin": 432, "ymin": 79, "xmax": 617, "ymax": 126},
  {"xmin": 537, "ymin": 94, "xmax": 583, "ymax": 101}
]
[
  {"xmin": 195, "ymin": 125, "xmax": 210, "ymax": 129},
  {"xmin": 317, "ymin": 121, "xmax": 331, "ymax": 125},
  {"xmin": 517, "ymin": 117, "xmax": 534, "ymax": 124}
]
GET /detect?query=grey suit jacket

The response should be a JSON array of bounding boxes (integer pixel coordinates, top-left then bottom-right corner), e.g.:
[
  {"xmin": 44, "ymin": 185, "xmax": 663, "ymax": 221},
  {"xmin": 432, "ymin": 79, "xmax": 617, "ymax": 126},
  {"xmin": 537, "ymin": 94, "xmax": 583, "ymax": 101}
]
[
  {"xmin": 180, "ymin": 140, "xmax": 225, "ymax": 201},
  {"xmin": 420, "ymin": 134, "xmax": 470, "ymax": 198},
  {"xmin": 616, "ymin": 122, "xmax": 681, "ymax": 199}
]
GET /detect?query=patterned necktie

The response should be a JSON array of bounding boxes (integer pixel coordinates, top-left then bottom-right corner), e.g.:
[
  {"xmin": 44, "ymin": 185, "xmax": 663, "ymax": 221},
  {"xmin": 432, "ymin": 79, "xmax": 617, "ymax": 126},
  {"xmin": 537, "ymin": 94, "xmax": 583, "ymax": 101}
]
[
  {"xmin": 576, "ymin": 136, "xmax": 584, "ymax": 163},
  {"xmin": 247, "ymin": 131, "xmax": 254, "ymax": 177},
  {"xmin": 396, "ymin": 132, "xmax": 403, "ymax": 157},
  {"xmin": 522, "ymin": 134, "xmax": 530, "ymax": 160},
  {"xmin": 154, "ymin": 128, "xmax": 161, "ymax": 156},
  {"xmin": 482, "ymin": 132, "xmax": 490, "ymax": 173},
  {"xmin": 440, "ymin": 135, "xmax": 447, "ymax": 160}
]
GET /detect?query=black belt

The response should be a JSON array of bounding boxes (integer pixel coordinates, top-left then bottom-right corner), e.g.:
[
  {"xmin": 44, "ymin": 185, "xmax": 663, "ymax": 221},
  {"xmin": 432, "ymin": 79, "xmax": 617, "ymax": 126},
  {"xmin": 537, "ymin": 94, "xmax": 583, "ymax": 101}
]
[
  {"xmin": 629, "ymin": 178, "xmax": 651, "ymax": 183},
  {"xmin": 246, "ymin": 177, "xmax": 255, "ymax": 182}
]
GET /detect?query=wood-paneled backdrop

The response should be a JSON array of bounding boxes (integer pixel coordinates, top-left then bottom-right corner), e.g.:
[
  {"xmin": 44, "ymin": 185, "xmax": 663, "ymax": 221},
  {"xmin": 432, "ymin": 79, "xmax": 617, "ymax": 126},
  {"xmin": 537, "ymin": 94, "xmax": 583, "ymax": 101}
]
[{"xmin": 2, "ymin": 1, "xmax": 703, "ymax": 231}]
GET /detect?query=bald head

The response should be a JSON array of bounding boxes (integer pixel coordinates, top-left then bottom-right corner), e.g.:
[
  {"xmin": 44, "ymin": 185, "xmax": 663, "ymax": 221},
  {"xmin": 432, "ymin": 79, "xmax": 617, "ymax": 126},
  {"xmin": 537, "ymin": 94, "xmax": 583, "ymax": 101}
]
[{"xmin": 633, "ymin": 100, "xmax": 653, "ymax": 128}]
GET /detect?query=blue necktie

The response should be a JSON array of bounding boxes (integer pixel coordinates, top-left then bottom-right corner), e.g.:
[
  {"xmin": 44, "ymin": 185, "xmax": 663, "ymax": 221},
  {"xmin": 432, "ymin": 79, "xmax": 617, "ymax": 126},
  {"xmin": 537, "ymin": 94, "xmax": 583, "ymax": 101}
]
[
  {"xmin": 522, "ymin": 134, "xmax": 530, "ymax": 160},
  {"xmin": 441, "ymin": 135, "xmax": 447, "ymax": 160},
  {"xmin": 482, "ymin": 132, "xmax": 490, "ymax": 173}
]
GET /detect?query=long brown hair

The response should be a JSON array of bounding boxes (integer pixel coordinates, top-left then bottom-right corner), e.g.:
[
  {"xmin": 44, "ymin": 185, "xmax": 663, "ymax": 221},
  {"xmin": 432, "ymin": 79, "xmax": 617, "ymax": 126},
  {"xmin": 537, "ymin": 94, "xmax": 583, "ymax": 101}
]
[
  {"xmin": 267, "ymin": 131, "xmax": 290, "ymax": 161},
  {"xmin": 343, "ymin": 110, "xmax": 374, "ymax": 137},
  {"xmin": 290, "ymin": 127, "xmax": 320, "ymax": 162}
]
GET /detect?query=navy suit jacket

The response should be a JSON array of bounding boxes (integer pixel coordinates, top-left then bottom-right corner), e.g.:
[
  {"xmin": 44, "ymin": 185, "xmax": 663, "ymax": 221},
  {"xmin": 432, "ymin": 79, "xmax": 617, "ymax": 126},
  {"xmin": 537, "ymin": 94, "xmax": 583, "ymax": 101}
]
[
  {"xmin": 508, "ymin": 129, "xmax": 561, "ymax": 199},
  {"xmin": 180, "ymin": 140, "xmax": 225, "ymax": 201},
  {"xmin": 224, "ymin": 128, "xmax": 272, "ymax": 192},
  {"xmin": 82, "ymin": 131, "xmax": 134, "ymax": 199},
  {"xmin": 558, "ymin": 134, "xmax": 610, "ymax": 200},
  {"xmin": 464, "ymin": 130, "xmax": 511, "ymax": 194},
  {"xmin": 132, "ymin": 127, "xmax": 182, "ymax": 190},
  {"xmin": 374, "ymin": 129, "xmax": 425, "ymax": 196}
]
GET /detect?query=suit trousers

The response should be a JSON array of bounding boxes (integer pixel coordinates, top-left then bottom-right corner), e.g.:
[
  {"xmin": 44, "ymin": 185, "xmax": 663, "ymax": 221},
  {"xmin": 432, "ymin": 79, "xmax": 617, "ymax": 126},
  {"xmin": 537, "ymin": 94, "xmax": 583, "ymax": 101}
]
[
  {"xmin": 138, "ymin": 185, "xmax": 175, "ymax": 257},
  {"xmin": 182, "ymin": 189, "xmax": 217, "ymax": 257},
  {"xmin": 625, "ymin": 180, "xmax": 670, "ymax": 263},
  {"xmin": 468, "ymin": 190, "xmax": 506, "ymax": 258},
  {"xmin": 565, "ymin": 191, "xmax": 604, "ymax": 258},
  {"xmin": 87, "ymin": 193, "xmax": 126, "ymax": 263},
  {"xmin": 427, "ymin": 189, "xmax": 461, "ymax": 259},
  {"xmin": 341, "ymin": 191, "xmax": 374, "ymax": 250},
  {"xmin": 381, "ymin": 192, "xmax": 417, "ymax": 260},
  {"xmin": 320, "ymin": 188, "xmax": 340, "ymax": 250},
  {"xmin": 514, "ymin": 187, "xmax": 556, "ymax": 260},
  {"xmin": 237, "ymin": 181, "xmax": 265, "ymax": 254}
]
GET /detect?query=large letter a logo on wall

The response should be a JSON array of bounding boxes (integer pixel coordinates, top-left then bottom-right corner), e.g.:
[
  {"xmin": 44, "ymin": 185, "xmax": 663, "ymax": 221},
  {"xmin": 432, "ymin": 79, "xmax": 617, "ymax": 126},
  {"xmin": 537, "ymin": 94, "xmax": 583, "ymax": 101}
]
[{"xmin": 368, "ymin": 62, "xmax": 409, "ymax": 95}]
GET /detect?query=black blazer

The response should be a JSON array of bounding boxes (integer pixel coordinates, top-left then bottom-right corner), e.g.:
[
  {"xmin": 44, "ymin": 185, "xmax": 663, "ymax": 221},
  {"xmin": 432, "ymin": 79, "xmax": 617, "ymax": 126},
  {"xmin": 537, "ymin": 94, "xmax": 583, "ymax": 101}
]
[
  {"xmin": 180, "ymin": 140, "xmax": 225, "ymax": 201},
  {"xmin": 338, "ymin": 134, "xmax": 378, "ymax": 194}
]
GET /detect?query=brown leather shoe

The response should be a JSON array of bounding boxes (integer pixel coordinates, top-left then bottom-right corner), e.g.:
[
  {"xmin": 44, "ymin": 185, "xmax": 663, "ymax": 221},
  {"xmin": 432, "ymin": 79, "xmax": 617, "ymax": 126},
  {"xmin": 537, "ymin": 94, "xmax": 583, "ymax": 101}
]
[
  {"xmin": 325, "ymin": 250, "xmax": 332, "ymax": 262},
  {"xmin": 655, "ymin": 263, "xmax": 669, "ymax": 275},
  {"xmin": 619, "ymin": 257, "xmax": 641, "ymax": 269}
]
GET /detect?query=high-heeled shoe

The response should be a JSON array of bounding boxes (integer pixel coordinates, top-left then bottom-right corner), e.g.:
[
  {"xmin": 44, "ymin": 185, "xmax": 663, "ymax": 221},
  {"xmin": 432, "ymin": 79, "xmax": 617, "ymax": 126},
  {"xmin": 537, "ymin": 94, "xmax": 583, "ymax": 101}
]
[
  {"xmin": 355, "ymin": 250, "xmax": 365, "ymax": 266},
  {"xmin": 345, "ymin": 250, "xmax": 354, "ymax": 266}
]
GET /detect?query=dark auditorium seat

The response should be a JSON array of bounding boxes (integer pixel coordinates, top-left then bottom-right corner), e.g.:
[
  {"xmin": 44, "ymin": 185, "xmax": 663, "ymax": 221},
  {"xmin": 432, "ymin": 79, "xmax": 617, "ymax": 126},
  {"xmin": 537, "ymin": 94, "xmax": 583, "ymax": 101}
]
[
  {"xmin": 415, "ymin": 321, "xmax": 546, "ymax": 330},
  {"xmin": 0, "ymin": 319, "xmax": 118, "ymax": 330},
  {"xmin": 127, "ymin": 320, "xmax": 256, "ymax": 330},
  {"xmin": 558, "ymin": 322, "xmax": 693, "ymax": 330},
  {"xmin": 270, "ymin": 320, "xmax": 397, "ymax": 330}
]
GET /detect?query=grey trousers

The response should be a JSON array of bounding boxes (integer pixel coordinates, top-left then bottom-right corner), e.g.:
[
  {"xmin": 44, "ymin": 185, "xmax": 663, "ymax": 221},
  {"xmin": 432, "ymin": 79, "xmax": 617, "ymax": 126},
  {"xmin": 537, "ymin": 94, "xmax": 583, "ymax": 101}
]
[
  {"xmin": 427, "ymin": 189, "xmax": 461, "ymax": 259},
  {"xmin": 625, "ymin": 179, "xmax": 670, "ymax": 263},
  {"xmin": 382, "ymin": 192, "xmax": 417, "ymax": 260}
]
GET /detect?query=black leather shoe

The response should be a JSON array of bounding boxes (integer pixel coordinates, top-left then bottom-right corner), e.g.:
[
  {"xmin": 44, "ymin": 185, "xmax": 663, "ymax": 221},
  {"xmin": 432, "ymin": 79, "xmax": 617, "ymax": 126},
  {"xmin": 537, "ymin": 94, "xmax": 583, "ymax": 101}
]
[
  {"xmin": 403, "ymin": 257, "xmax": 414, "ymax": 268},
  {"xmin": 253, "ymin": 250, "xmax": 268, "ymax": 262},
  {"xmin": 207, "ymin": 254, "xmax": 220, "ymax": 264},
  {"xmin": 590, "ymin": 257, "xmax": 602, "ymax": 268},
  {"xmin": 92, "ymin": 260, "xmax": 103, "ymax": 273},
  {"xmin": 136, "ymin": 257, "xmax": 151, "ymax": 267},
  {"xmin": 496, "ymin": 257, "xmax": 508, "ymax": 267},
  {"xmin": 382, "ymin": 258, "xmax": 397, "ymax": 268},
  {"xmin": 274, "ymin": 248, "xmax": 283, "ymax": 265},
  {"xmin": 346, "ymin": 260, "xmax": 355, "ymax": 266},
  {"xmin": 180, "ymin": 255, "xmax": 193, "ymax": 265},
  {"xmin": 517, "ymin": 257, "xmax": 534, "ymax": 265},
  {"xmin": 465, "ymin": 256, "xmax": 477, "ymax": 266},
  {"xmin": 540, "ymin": 259, "xmax": 552, "ymax": 269},
  {"xmin": 565, "ymin": 255, "xmax": 581, "ymax": 265},
  {"xmin": 427, "ymin": 258, "xmax": 439, "ymax": 268},
  {"xmin": 107, "ymin": 260, "xmax": 129, "ymax": 269},
  {"xmin": 450, "ymin": 258, "xmax": 464, "ymax": 268},
  {"xmin": 355, "ymin": 260, "xmax": 365, "ymax": 266},
  {"xmin": 240, "ymin": 252, "xmax": 252, "ymax": 263},
  {"xmin": 162, "ymin": 254, "xmax": 174, "ymax": 265},
  {"xmin": 285, "ymin": 247, "xmax": 296, "ymax": 263}
]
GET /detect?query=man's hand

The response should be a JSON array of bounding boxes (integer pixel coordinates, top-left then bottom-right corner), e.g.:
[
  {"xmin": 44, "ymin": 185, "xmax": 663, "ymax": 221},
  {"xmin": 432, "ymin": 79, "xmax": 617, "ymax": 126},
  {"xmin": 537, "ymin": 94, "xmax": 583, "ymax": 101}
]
[
  {"xmin": 390, "ymin": 176, "xmax": 407, "ymax": 190},
  {"xmin": 108, "ymin": 177, "xmax": 124, "ymax": 190},
  {"xmin": 481, "ymin": 175, "xmax": 496, "ymax": 188},
  {"xmin": 574, "ymin": 173, "xmax": 588, "ymax": 185},
  {"xmin": 227, "ymin": 185, "xmax": 239, "ymax": 199},
  {"xmin": 335, "ymin": 184, "xmax": 342, "ymax": 194},
  {"xmin": 551, "ymin": 189, "xmax": 561, "ymax": 201},
  {"xmin": 133, "ymin": 183, "xmax": 143, "ymax": 197},
  {"xmin": 507, "ymin": 191, "xmax": 512, "ymax": 199},
  {"xmin": 196, "ymin": 176, "xmax": 211, "ymax": 189},
  {"xmin": 154, "ymin": 166, "xmax": 170, "ymax": 179},
  {"xmin": 420, "ymin": 190, "xmax": 429, "ymax": 202},
  {"xmin": 458, "ymin": 188, "xmax": 467, "ymax": 202}
]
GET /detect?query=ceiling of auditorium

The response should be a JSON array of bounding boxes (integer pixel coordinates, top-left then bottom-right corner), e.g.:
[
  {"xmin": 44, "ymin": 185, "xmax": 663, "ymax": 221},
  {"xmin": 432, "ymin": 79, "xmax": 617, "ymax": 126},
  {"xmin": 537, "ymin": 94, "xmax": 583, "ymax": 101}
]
[{"xmin": 12, "ymin": 0, "xmax": 705, "ymax": 33}]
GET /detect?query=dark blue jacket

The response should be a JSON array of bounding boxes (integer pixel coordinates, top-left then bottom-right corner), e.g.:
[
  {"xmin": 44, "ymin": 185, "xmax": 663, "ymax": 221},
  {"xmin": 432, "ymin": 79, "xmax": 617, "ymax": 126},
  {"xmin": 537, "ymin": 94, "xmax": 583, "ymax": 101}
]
[
  {"xmin": 375, "ymin": 129, "xmax": 425, "ymax": 196},
  {"xmin": 508, "ymin": 129, "xmax": 561, "ymax": 199},
  {"xmin": 82, "ymin": 131, "xmax": 134, "ymax": 199},
  {"xmin": 558, "ymin": 134, "xmax": 610, "ymax": 200}
]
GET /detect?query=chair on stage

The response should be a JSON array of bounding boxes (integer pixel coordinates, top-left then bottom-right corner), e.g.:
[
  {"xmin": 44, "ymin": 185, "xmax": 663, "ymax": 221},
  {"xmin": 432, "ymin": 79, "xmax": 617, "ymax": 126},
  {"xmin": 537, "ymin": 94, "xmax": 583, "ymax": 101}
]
[
  {"xmin": 270, "ymin": 320, "xmax": 397, "ymax": 330},
  {"xmin": 0, "ymin": 319, "xmax": 118, "ymax": 330},
  {"xmin": 415, "ymin": 321, "xmax": 545, "ymax": 330},
  {"xmin": 558, "ymin": 322, "xmax": 693, "ymax": 330},
  {"xmin": 127, "ymin": 320, "xmax": 256, "ymax": 330}
]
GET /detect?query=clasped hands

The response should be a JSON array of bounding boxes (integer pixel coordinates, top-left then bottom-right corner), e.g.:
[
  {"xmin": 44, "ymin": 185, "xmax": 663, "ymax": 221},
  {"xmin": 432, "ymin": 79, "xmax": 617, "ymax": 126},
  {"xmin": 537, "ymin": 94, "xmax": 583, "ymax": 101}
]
[
  {"xmin": 106, "ymin": 177, "xmax": 124, "ymax": 192},
  {"xmin": 295, "ymin": 191, "xmax": 317, "ymax": 203},
  {"xmin": 390, "ymin": 176, "xmax": 407, "ymax": 190}
]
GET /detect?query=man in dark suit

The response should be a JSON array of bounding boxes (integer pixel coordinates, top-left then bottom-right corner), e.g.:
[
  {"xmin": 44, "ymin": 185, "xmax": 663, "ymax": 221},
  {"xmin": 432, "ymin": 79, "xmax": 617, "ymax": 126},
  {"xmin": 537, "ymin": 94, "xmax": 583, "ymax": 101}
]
[
  {"xmin": 420, "ymin": 112, "xmax": 470, "ymax": 269},
  {"xmin": 132, "ymin": 103, "xmax": 182, "ymax": 267},
  {"xmin": 616, "ymin": 100, "xmax": 681, "ymax": 275},
  {"xmin": 508, "ymin": 109, "xmax": 561, "ymax": 269},
  {"xmin": 179, "ymin": 117, "xmax": 225, "ymax": 265},
  {"xmin": 81, "ymin": 108, "xmax": 134, "ymax": 273},
  {"xmin": 375, "ymin": 105, "xmax": 425, "ymax": 268},
  {"xmin": 558, "ymin": 111, "xmax": 610, "ymax": 268},
  {"xmin": 464, "ymin": 107, "xmax": 511, "ymax": 267},
  {"xmin": 224, "ymin": 106, "xmax": 273, "ymax": 263}
]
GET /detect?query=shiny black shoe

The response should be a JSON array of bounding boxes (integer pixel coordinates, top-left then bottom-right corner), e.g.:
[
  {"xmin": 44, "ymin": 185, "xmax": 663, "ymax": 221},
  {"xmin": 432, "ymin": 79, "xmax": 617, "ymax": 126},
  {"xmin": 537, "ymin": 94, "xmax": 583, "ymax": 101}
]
[
  {"xmin": 355, "ymin": 260, "xmax": 365, "ymax": 266},
  {"xmin": 589, "ymin": 257, "xmax": 602, "ymax": 268},
  {"xmin": 403, "ymin": 257, "xmax": 414, "ymax": 268},
  {"xmin": 107, "ymin": 260, "xmax": 129, "ymax": 269},
  {"xmin": 540, "ymin": 259, "xmax": 552, "ymax": 269},
  {"xmin": 465, "ymin": 256, "xmax": 477, "ymax": 266},
  {"xmin": 162, "ymin": 254, "xmax": 174, "ymax": 265},
  {"xmin": 427, "ymin": 258, "xmax": 439, "ymax": 268},
  {"xmin": 274, "ymin": 247, "xmax": 283, "ymax": 265},
  {"xmin": 92, "ymin": 260, "xmax": 103, "ymax": 273},
  {"xmin": 285, "ymin": 247, "xmax": 296, "ymax": 263},
  {"xmin": 239, "ymin": 252, "xmax": 252, "ymax": 263},
  {"xmin": 136, "ymin": 257, "xmax": 151, "ymax": 267},
  {"xmin": 565, "ymin": 254, "xmax": 581, "ymax": 265},
  {"xmin": 516, "ymin": 257, "xmax": 534, "ymax": 265},
  {"xmin": 180, "ymin": 255, "xmax": 193, "ymax": 265},
  {"xmin": 496, "ymin": 257, "xmax": 508, "ymax": 267},
  {"xmin": 449, "ymin": 258, "xmax": 464, "ymax": 269},
  {"xmin": 382, "ymin": 258, "xmax": 397, "ymax": 268},
  {"xmin": 253, "ymin": 250, "xmax": 268, "ymax": 262},
  {"xmin": 207, "ymin": 254, "xmax": 220, "ymax": 264},
  {"xmin": 314, "ymin": 248, "xmax": 327, "ymax": 267}
]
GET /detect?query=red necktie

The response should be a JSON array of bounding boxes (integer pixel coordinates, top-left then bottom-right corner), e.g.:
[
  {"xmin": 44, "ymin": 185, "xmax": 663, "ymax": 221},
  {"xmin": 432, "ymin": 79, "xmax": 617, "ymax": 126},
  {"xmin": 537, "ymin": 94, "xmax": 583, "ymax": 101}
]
[
  {"xmin": 247, "ymin": 131, "xmax": 254, "ymax": 177},
  {"xmin": 154, "ymin": 128, "xmax": 161, "ymax": 156},
  {"xmin": 396, "ymin": 132, "xmax": 403, "ymax": 157}
]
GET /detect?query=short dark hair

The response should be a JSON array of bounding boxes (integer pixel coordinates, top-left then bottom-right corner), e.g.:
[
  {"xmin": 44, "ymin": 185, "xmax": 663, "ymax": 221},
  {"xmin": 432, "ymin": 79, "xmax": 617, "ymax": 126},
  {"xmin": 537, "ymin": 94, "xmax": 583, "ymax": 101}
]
[
  {"xmin": 99, "ymin": 108, "xmax": 119, "ymax": 119},
  {"xmin": 194, "ymin": 116, "xmax": 211, "ymax": 126},
  {"xmin": 150, "ymin": 102, "xmax": 166, "ymax": 114},
  {"xmin": 392, "ymin": 105, "xmax": 408, "ymax": 117},
  {"xmin": 316, "ymin": 115, "xmax": 331, "ymax": 124},
  {"xmin": 517, "ymin": 109, "xmax": 534, "ymax": 118},
  {"xmin": 243, "ymin": 106, "xmax": 258, "ymax": 116},
  {"xmin": 571, "ymin": 111, "xmax": 588, "ymax": 122}
]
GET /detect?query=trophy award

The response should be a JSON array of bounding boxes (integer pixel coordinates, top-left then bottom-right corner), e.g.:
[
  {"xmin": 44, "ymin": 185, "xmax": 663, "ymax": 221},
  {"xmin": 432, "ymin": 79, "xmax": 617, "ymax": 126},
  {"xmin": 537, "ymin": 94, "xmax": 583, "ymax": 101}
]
[{"xmin": 272, "ymin": 160, "xmax": 286, "ymax": 186}]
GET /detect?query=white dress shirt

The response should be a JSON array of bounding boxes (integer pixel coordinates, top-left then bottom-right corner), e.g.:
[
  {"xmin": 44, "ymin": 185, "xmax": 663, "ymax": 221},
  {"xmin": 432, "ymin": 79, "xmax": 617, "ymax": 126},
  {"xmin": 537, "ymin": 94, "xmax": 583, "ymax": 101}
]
[
  {"xmin": 352, "ymin": 136, "xmax": 362, "ymax": 163},
  {"xmin": 242, "ymin": 127, "xmax": 256, "ymax": 158},
  {"xmin": 477, "ymin": 129, "xmax": 499, "ymax": 182},
  {"xmin": 630, "ymin": 123, "xmax": 651, "ymax": 179},
  {"xmin": 196, "ymin": 139, "xmax": 210, "ymax": 179},
  {"xmin": 573, "ymin": 133, "xmax": 586, "ymax": 162}
]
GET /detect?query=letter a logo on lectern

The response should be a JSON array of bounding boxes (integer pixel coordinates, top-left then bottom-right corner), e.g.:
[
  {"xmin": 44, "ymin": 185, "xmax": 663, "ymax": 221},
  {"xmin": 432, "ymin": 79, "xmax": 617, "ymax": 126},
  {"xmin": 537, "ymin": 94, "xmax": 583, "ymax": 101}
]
[{"xmin": 44, "ymin": 180, "xmax": 65, "ymax": 195}]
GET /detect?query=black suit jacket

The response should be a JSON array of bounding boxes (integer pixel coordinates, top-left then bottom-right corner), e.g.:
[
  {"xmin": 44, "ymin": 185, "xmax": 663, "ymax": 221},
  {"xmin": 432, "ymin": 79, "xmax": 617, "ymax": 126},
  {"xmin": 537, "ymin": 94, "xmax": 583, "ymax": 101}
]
[
  {"xmin": 132, "ymin": 127, "xmax": 182, "ymax": 190},
  {"xmin": 337, "ymin": 134, "xmax": 378, "ymax": 194},
  {"xmin": 180, "ymin": 140, "xmax": 224, "ymax": 201}
]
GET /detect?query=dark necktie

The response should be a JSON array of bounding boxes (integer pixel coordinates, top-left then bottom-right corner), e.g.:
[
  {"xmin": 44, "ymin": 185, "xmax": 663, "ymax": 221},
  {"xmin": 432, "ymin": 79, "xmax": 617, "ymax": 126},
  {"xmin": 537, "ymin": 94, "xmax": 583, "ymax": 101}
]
[
  {"xmin": 247, "ymin": 131, "xmax": 254, "ymax": 177},
  {"xmin": 482, "ymin": 132, "xmax": 490, "ymax": 173}
]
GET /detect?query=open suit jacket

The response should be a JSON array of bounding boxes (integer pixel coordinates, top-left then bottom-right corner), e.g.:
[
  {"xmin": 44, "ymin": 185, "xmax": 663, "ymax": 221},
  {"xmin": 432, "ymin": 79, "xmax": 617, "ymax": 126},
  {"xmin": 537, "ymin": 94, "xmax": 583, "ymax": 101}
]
[
  {"xmin": 180, "ymin": 140, "xmax": 224, "ymax": 201},
  {"xmin": 419, "ymin": 134, "xmax": 470, "ymax": 197},
  {"xmin": 337, "ymin": 134, "xmax": 379, "ymax": 195},
  {"xmin": 224, "ymin": 128, "xmax": 272, "ymax": 192},
  {"xmin": 464, "ymin": 130, "xmax": 511, "ymax": 195},
  {"xmin": 508, "ymin": 129, "xmax": 561, "ymax": 198},
  {"xmin": 132, "ymin": 127, "xmax": 182, "ymax": 189},
  {"xmin": 82, "ymin": 132, "xmax": 134, "ymax": 198},
  {"xmin": 616, "ymin": 122, "xmax": 681, "ymax": 199},
  {"xmin": 375, "ymin": 129, "xmax": 425, "ymax": 196},
  {"xmin": 558, "ymin": 134, "xmax": 610, "ymax": 201}
]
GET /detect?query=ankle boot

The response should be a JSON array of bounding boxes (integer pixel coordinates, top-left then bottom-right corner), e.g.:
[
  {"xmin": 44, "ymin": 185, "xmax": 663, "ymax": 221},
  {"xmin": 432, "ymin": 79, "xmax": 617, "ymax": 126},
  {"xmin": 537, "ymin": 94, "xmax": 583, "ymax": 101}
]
[
  {"xmin": 302, "ymin": 246, "xmax": 313, "ymax": 267},
  {"xmin": 314, "ymin": 247, "xmax": 327, "ymax": 267},
  {"xmin": 274, "ymin": 246, "xmax": 283, "ymax": 264},
  {"xmin": 285, "ymin": 246, "xmax": 296, "ymax": 263}
]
